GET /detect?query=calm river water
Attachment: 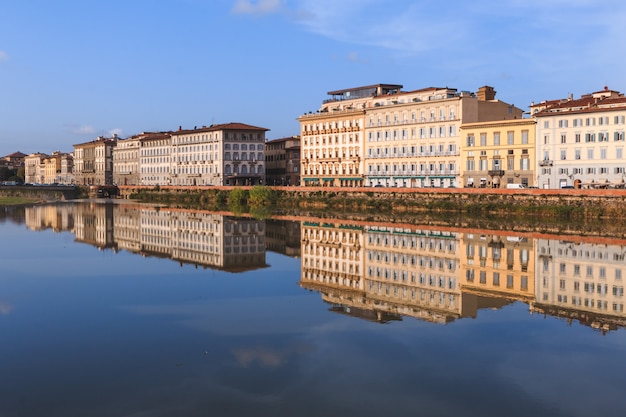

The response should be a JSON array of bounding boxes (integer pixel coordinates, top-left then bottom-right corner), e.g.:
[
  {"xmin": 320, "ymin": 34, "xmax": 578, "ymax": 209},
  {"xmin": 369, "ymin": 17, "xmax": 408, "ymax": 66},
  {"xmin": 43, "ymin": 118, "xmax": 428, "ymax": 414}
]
[{"xmin": 0, "ymin": 201, "xmax": 625, "ymax": 417}]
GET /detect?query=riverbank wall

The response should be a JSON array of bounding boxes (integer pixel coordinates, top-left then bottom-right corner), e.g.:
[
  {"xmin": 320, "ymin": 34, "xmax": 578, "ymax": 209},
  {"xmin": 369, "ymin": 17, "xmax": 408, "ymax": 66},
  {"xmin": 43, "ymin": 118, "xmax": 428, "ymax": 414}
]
[
  {"xmin": 117, "ymin": 185, "xmax": 626, "ymax": 220},
  {"xmin": 0, "ymin": 185, "xmax": 81, "ymax": 201}
]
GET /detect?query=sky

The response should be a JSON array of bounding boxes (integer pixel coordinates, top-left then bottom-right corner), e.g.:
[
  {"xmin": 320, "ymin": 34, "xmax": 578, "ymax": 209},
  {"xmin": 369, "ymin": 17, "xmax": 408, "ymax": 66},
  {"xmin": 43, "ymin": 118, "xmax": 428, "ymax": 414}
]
[{"xmin": 1, "ymin": 0, "xmax": 626, "ymax": 157}]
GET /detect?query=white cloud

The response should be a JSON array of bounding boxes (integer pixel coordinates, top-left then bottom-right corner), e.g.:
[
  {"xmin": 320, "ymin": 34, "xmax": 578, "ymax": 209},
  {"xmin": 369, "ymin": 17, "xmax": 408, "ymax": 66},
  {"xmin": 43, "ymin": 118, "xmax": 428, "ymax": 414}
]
[
  {"xmin": 232, "ymin": 0, "xmax": 283, "ymax": 15},
  {"xmin": 290, "ymin": 0, "xmax": 626, "ymax": 64},
  {"xmin": 0, "ymin": 50, "xmax": 9, "ymax": 62}
]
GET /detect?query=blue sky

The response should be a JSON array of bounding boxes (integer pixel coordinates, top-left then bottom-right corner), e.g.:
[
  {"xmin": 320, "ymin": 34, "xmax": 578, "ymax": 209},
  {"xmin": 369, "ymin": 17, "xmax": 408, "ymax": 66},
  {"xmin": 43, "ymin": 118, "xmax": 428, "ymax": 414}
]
[{"xmin": 1, "ymin": 0, "xmax": 625, "ymax": 157}]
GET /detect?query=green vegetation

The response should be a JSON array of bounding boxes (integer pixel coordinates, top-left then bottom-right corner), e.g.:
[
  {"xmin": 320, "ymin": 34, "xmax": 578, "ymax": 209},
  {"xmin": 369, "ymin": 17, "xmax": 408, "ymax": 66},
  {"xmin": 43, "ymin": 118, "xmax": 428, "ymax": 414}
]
[
  {"xmin": 227, "ymin": 188, "xmax": 249, "ymax": 213},
  {"xmin": 248, "ymin": 186, "xmax": 276, "ymax": 208},
  {"xmin": 0, "ymin": 196, "xmax": 39, "ymax": 206}
]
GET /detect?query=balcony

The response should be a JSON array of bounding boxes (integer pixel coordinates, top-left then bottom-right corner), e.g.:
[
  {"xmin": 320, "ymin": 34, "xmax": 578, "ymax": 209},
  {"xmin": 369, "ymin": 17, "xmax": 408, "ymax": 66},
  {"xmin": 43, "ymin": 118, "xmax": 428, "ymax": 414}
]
[
  {"xmin": 488, "ymin": 170, "xmax": 505, "ymax": 177},
  {"xmin": 539, "ymin": 159, "xmax": 553, "ymax": 167}
]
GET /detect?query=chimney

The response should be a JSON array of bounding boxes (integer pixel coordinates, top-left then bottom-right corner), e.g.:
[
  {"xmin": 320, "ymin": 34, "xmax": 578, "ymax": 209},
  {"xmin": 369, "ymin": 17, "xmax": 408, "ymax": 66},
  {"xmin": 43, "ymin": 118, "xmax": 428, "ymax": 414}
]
[{"xmin": 477, "ymin": 86, "xmax": 496, "ymax": 101}]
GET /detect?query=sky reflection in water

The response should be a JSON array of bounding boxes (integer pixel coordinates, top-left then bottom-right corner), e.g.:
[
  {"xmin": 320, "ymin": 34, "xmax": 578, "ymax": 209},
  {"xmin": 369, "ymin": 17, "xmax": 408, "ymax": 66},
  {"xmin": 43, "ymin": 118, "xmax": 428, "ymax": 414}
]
[{"xmin": 0, "ymin": 203, "xmax": 624, "ymax": 417}]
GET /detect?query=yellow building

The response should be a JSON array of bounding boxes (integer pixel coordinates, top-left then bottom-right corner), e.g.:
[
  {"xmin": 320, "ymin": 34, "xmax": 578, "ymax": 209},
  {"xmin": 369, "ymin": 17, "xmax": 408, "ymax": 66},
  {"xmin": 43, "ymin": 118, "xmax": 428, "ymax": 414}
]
[
  {"xmin": 460, "ymin": 118, "xmax": 537, "ymax": 188},
  {"xmin": 43, "ymin": 153, "xmax": 62, "ymax": 184}
]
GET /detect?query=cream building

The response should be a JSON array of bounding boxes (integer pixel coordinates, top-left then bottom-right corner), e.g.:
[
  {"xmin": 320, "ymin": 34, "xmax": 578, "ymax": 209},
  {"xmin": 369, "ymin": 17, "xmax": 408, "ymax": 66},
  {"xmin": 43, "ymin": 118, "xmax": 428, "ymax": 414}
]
[
  {"xmin": 170, "ymin": 123, "xmax": 268, "ymax": 186},
  {"xmin": 299, "ymin": 84, "xmax": 523, "ymax": 187},
  {"xmin": 532, "ymin": 87, "xmax": 626, "ymax": 189},
  {"xmin": 24, "ymin": 153, "xmax": 47, "ymax": 184},
  {"xmin": 299, "ymin": 84, "xmax": 377, "ymax": 187},
  {"xmin": 113, "ymin": 135, "xmax": 141, "ymax": 186},
  {"xmin": 460, "ymin": 118, "xmax": 536, "ymax": 188},
  {"xmin": 73, "ymin": 136, "xmax": 117, "ymax": 186}
]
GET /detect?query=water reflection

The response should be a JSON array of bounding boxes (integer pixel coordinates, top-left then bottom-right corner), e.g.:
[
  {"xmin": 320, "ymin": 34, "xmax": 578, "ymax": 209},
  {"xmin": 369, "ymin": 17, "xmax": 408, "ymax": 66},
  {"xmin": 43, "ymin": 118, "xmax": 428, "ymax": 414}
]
[
  {"xmin": 299, "ymin": 220, "xmax": 626, "ymax": 334},
  {"xmin": 17, "ymin": 202, "xmax": 626, "ymax": 333},
  {"xmin": 25, "ymin": 202, "xmax": 269, "ymax": 271}
]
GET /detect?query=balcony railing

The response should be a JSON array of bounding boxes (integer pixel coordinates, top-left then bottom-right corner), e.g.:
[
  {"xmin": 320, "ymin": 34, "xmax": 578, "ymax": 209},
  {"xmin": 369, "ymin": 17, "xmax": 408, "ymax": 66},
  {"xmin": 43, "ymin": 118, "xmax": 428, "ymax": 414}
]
[{"xmin": 539, "ymin": 159, "xmax": 553, "ymax": 167}]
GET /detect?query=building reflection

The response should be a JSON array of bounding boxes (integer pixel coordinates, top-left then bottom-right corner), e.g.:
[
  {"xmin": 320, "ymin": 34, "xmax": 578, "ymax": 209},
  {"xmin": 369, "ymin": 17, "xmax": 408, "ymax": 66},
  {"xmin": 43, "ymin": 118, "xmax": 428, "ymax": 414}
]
[
  {"xmin": 265, "ymin": 219, "xmax": 301, "ymax": 258},
  {"xmin": 18, "ymin": 203, "xmax": 626, "ymax": 332},
  {"xmin": 24, "ymin": 202, "xmax": 268, "ymax": 272},
  {"xmin": 534, "ymin": 239, "xmax": 626, "ymax": 334},
  {"xmin": 300, "ymin": 221, "xmax": 626, "ymax": 333}
]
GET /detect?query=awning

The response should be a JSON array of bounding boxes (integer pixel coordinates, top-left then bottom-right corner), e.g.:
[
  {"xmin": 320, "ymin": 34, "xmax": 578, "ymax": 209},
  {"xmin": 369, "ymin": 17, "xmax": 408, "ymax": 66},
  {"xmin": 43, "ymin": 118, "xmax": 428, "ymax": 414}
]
[
  {"xmin": 322, "ymin": 178, "xmax": 334, "ymax": 181},
  {"xmin": 303, "ymin": 178, "xmax": 319, "ymax": 182}
]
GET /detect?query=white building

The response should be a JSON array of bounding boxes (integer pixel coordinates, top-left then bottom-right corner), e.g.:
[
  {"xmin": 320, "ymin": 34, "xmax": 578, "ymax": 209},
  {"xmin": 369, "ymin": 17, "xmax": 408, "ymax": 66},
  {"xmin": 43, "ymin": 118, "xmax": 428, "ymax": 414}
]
[
  {"xmin": 532, "ymin": 87, "xmax": 626, "ymax": 189},
  {"xmin": 139, "ymin": 133, "xmax": 171, "ymax": 186},
  {"xmin": 170, "ymin": 123, "xmax": 268, "ymax": 186}
]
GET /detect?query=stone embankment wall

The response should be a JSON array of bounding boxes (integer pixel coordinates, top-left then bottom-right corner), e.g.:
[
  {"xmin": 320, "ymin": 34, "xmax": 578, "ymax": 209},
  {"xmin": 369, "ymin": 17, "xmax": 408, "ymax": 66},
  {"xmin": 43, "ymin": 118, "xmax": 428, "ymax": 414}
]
[
  {"xmin": 118, "ymin": 185, "xmax": 626, "ymax": 220},
  {"xmin": 0, "ymin": 185, "xmax": 80, "ymax": 201}
]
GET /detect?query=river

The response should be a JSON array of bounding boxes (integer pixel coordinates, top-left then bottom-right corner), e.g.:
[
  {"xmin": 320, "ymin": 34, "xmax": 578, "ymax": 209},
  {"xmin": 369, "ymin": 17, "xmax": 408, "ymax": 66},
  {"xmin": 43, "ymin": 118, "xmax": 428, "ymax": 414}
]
[{"xmin": 0, "ymin": 201, "xmax": 624, "ymax": 417}]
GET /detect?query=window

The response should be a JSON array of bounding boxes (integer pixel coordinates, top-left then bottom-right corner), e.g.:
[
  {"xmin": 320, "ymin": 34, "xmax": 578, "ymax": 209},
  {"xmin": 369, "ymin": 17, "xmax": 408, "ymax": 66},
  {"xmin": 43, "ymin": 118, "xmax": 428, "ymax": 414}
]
[
  {"xmin": 493, "ymin": 132, "xmax": 500, "ymax": 145},
  {"xmin": 561, "ymin": 134, "xmax": 567, "ymax": 144},
  {"xmin": 520, "ymin": 158, "xmax": 529, "ymax": 170},
  {"xmin": 507, "ymin": 157, "xmax": 514, "ymax": 170},
  {"xmin": 522, "ymin": 130, "xmax": 529, "ymax": 144},
  {"xmin": 480, "ymin": 133, "xmax": 487, "ymax": 146},
  {"xmin": 507, "ymin": 131, "xmax": 514, "ymax": 145},
  {"xmin": 560, "ymin": 149, "xmax": 567, "ymax": 160},
  {"xmin": 466, "ymin": 135, "xmax": 475, "ymax": 147}
]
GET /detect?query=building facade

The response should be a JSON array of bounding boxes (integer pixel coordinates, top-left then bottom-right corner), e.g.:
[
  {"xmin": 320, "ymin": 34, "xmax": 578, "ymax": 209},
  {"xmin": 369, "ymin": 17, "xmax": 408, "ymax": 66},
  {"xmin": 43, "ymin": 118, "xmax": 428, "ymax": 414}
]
[
  {"xmin": 299, "ymin": 84, "xmax": 523, "ymax": 187},
  {"xmin": 113, "ymin": 135, "xmax": 141, "ymax": 186},
  {"xmin": 534, "ymin": 238, "xmax": 625, "ymax": 333},
  {"xmin": 265, "ymin": 136, "xmax": 301, "ymax": 186},
  {"xmin": 139, "ymin": 133, "xmax": 172, "ymax": 186},
  {"xmin": 460, "ymin": 118, "xmax": 537, "ymax": 188},
  {"xmin": 73, "ymin": 136, "xmax": 117, "ymax": 186},
  {"xmin": 532, "ymin": 87, "xmax": 626, "ymax": 189},
  {"xmin": 43, "ymin": 154, "xmax": 60, "ymax": 184},
  {"xmin": 170, "ymin": 123, "xmax": 268, "ymax": 186},
  {"xmin": 24, "ymin": 153, "xmax": 47, "ymax": 184},
  {"xmin": 1, "ymin": 151, "xmax": 27, "ymax": 170}
]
